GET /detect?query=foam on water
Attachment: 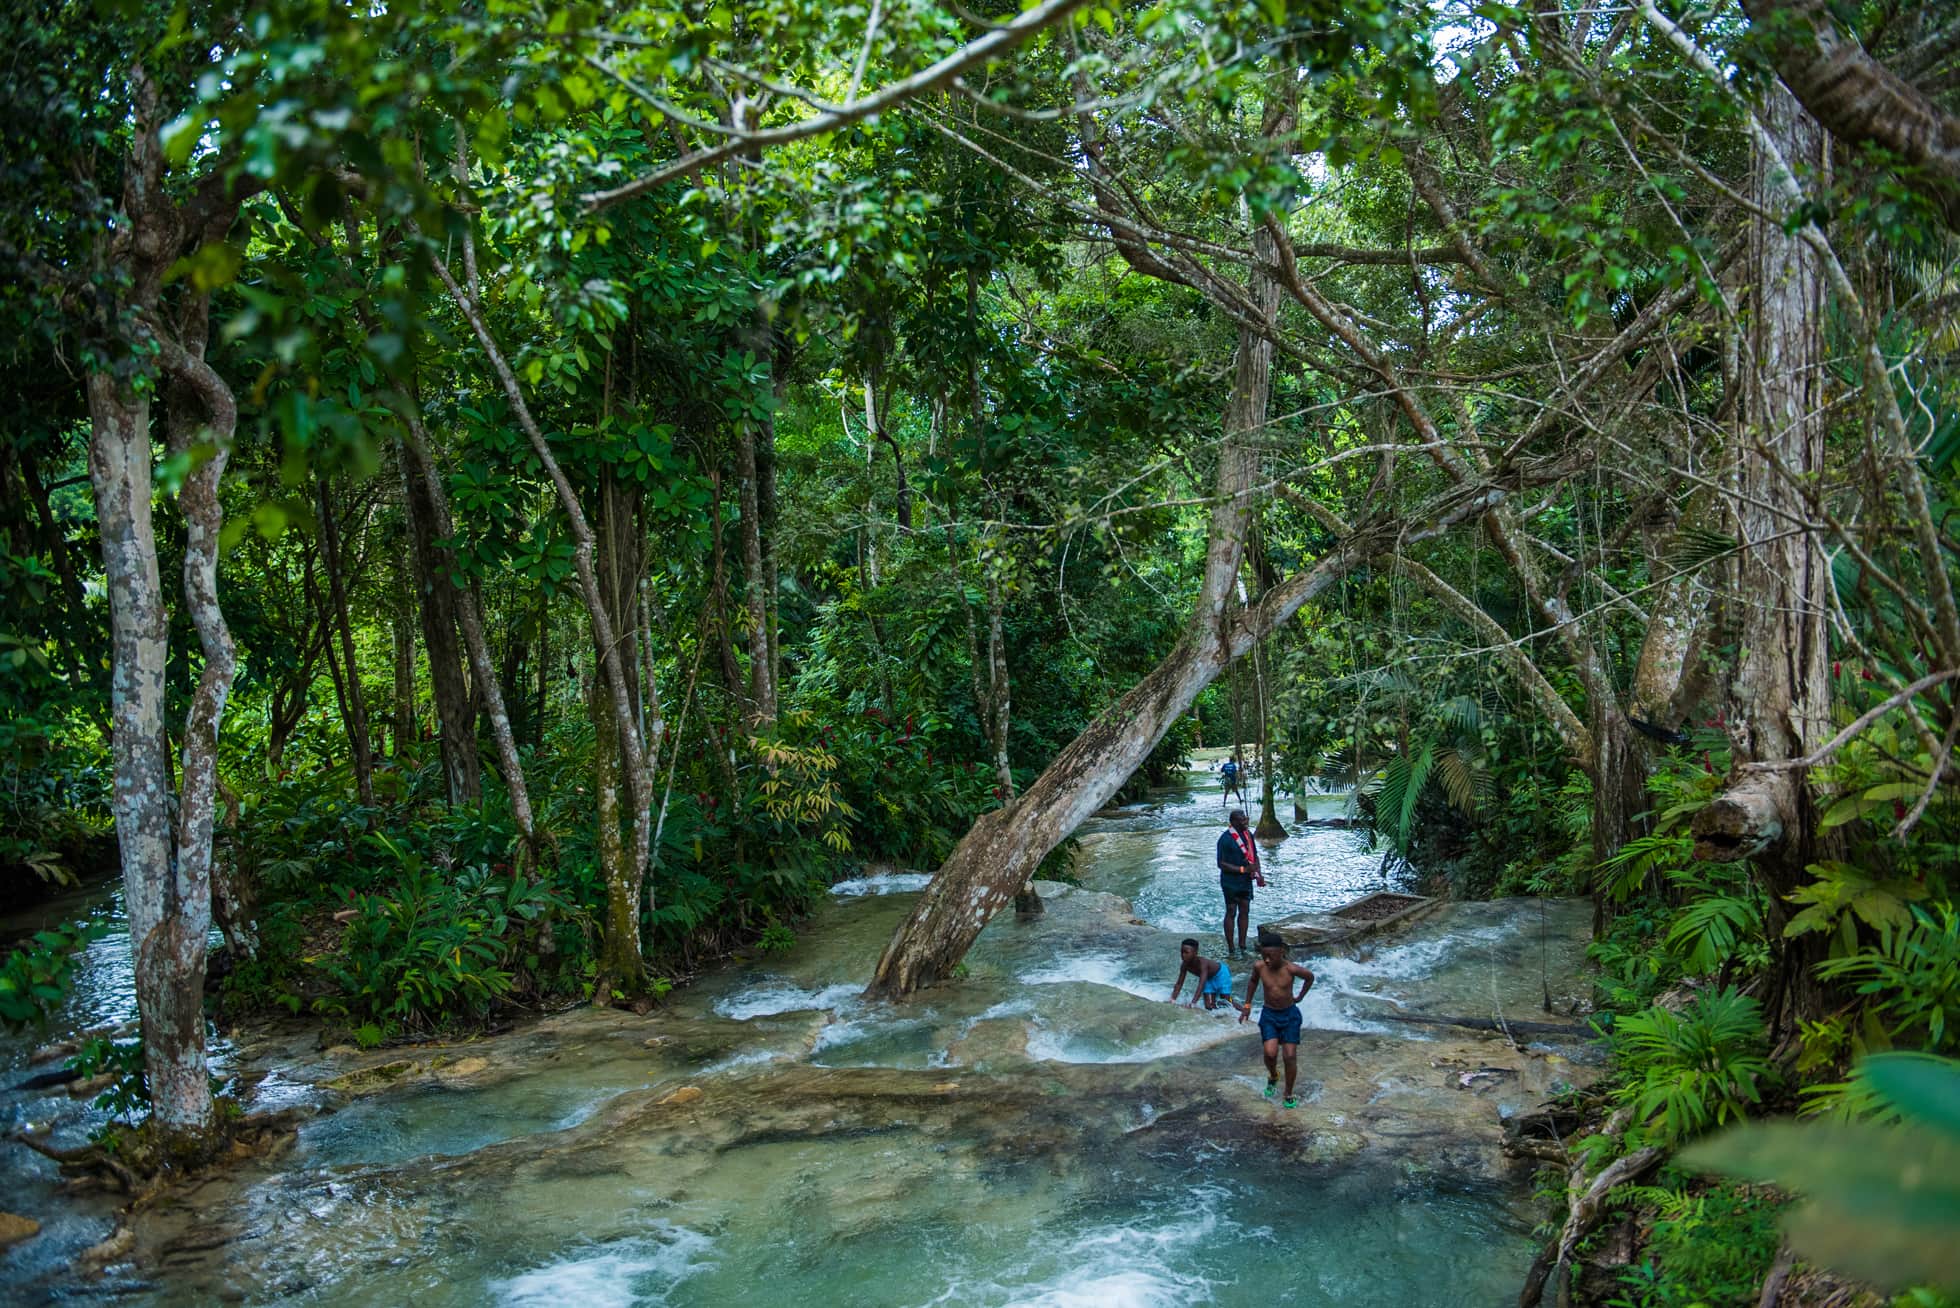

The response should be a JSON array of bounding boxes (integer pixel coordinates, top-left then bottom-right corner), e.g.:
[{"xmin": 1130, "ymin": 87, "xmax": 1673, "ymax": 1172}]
[
  {"xmin": 497, "ymin": 1223, "xmax": 714, "ymax": 1308},
  {"xmin": 713, "ymin": 980, "xmax": 861, "ymax": 1021},
  {"xmin": 1017, "ymin": 951, "xmax": 1162, "ymax": 1000},
  {"xmin": 828, "ymin": 871, "xmax": 933, "ymax": 898},
  {"xmin": 1024, "ymin": 1015, "xmax": 1236, "ymax": 1065},
  {"xmin": 923, "ymin": 1189, "xmax": 1231, "ymax": 1308}
]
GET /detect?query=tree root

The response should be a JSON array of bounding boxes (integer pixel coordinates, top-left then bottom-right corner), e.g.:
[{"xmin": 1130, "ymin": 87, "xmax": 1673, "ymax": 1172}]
[
  {"xmin": 6, "ymin": 1104, "xmax": 308, "ymax": 1206},
  {"xmin": 1378, "ymin": 1013, "xmax": 1596, "ymax": 1039},
  {"xmin": 1757, "ymin": 1243, "xmax": 1795, "ymax": 1308},
  {"xmin": 1519, "ymin": 1142, "xmax": 1665, "ymax": 1307},
  {"xmin": 9, "ymin": 1130, "xmax": 143, "ymax": 1195}
]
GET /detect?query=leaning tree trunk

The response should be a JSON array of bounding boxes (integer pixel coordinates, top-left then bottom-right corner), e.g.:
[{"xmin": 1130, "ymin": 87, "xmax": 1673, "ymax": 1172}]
[
  {"xmin": 870, "ymin": 222, "xmax": 1285, "ymax": 996},
  {"xmin": 1691, "ymin": 85, "xmax": 1834, "ymax": 1032},
  {"xmin": 433, "ymin": 253, "xmax": 655, "ymax": 984}
]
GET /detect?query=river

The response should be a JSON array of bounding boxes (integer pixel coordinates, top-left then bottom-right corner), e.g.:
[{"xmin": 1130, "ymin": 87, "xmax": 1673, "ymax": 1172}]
[{"xmin": 0, "ymin": 764, "xmax": 1596, "ymax": 1305}]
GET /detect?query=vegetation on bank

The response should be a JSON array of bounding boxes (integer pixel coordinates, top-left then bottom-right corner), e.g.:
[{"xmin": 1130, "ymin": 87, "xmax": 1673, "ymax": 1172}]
[{"xmin": 1, "ymin": 0, "xmax": 1958, "ymax": 1300}]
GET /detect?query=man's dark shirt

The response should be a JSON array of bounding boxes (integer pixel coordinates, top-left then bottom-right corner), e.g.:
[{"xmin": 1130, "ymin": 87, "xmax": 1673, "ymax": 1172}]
[{"xmin": 1217, "ymin": 828, "xmax": 1257, "ymax": 894}]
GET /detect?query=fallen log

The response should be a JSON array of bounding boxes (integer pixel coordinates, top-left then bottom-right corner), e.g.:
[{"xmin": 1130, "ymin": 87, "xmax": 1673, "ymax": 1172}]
[{"xmin": 1377, "ymin": 1013, "xmax": 1596, "ymax": 1039}]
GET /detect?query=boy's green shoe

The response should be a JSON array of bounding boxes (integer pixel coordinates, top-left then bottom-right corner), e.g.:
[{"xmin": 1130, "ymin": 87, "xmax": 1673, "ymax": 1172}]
[
  {"xmin": 1282, "ymin": 1096, "xmax": 1299, "ymax": 1110},
  {"xmin": 1263, "ymin": 1080, "xmax": 1278, "ymax": 1100}
]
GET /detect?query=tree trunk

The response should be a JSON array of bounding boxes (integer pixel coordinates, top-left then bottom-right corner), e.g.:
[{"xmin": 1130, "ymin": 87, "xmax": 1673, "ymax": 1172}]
[
  {"xmin": 1691, "ymin": 84, "xmax": 1834, "ymax": 1032},
  {"xmin": 982, "ymin": 571, "xmax": 1039, "ymax": 918},
  {"xmin": 392, "ymin": 590, "xmax": 416, "ymax": 757},
  {"xmin": 434, "ymin": 253, "xmax": 654, "ymax": 983},
  {"xmin": 164, "ymin": 337, "xmax": 241, "ymax": 1017},
  {"xmin": 315, "ymin": 477, "xmax": 374, "ymax": 804},
  {"xmin": 871, "ymin": 221, "xmax": 1285, "ymax": 995},
  {"xmin": 1253, "ymin": 629, "xmax": 1287, "ymax": 840},
  {"xmin": 736, "ymin": 400, "xmax": 776, "ymax": 727},
  {"xmin": 1741, "ymin": 0, "xmax": 1960, "ymax": 233},
  {"xmin": 88, "ymin": 374, "xmax": 215, "ymax": 1137},
  {"xmin": 590, "ymin": 668, "xmax": 634, "ymax": 990},
  {"xmin": 593, "ymin": 466, "xmax": 646, "ymax": 990},
  {"xmin": 397, "ymin": 431, "xmax": 480, "ymax": 804},
  {"xmin": 535, "ymin": 589, "xmax": 550, "ymax": 748},
  {"xmin": 397, "ymin": 408, "xmax": 537, "ymax": 855},
  {"xmin": 708, "ymin": 466, "xmax": 747, "ymax": 711}
]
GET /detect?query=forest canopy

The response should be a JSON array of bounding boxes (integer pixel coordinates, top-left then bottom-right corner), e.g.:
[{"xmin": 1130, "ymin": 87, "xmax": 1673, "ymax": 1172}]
[{"xmin": 2, "ymin": 0, "xmax": 1959, "ymax": 1298}]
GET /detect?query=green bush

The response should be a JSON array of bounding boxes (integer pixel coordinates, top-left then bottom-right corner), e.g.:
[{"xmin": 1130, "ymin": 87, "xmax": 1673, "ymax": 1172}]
[
  {"xmin": 1606, "ymin": 1181, "xmax": 1784, "ymax": 1308},
  {"xmin": 0, "ymin": 919, "xmax": 107, "ymax": 1030},
  {"xmin": 323, "ymin": 840, "xmax": 585, "ymax": 1034},
  {"xmin": 1613, "ymin": 988, "xmax": 1773, "ymax": 1146},
  {"xmin": 1817, "ymin": 903, "xmax": 1960, "ymax": 1054}
]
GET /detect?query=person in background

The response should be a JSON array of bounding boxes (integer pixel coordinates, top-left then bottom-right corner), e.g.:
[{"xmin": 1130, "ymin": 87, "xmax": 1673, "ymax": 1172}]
[
  {"xmin": 1219, "ymin": 755, "xmax": 1244, "ymax": 805},
  {"xmin": 1215, "ymin": 807, "xmax": 1264, "ymax": 958}
]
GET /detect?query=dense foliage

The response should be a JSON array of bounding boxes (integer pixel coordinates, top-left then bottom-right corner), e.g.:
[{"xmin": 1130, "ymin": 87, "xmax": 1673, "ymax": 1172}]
[{"xmin": 2, "ymin": 0, "xmax": 1958, "ymax": 1298}]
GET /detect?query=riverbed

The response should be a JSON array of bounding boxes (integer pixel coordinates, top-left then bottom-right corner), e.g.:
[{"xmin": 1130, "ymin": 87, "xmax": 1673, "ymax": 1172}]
[{"xmin": 0, "ymin": 766, "xmax": 1595, "ymax": 1305}]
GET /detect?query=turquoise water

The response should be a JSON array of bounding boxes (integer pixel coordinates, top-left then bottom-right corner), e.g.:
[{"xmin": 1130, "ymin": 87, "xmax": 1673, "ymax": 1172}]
[{"xmin": 0, "ymin": 767, "xmax": 1590, "ymax": 1305}]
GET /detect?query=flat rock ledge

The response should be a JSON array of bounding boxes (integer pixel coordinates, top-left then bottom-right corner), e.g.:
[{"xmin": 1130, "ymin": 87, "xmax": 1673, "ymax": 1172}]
[{"xmin": 1259, "ymin": 891, "xmax": 1443, "ymax": 950}]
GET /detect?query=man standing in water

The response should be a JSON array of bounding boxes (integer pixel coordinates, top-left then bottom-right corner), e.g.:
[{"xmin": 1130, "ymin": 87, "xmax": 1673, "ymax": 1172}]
[
  {"xmin": 1215, "ymin": 808, "xmax": 1264, "ymax": 959},
  {"xmin": 1219, "ymin": 755, "xmax": 1244, "ymax": 805},
  {"xmin": 1240, "ymin": 932, "xmax": 1315, "ymax": 1108}
]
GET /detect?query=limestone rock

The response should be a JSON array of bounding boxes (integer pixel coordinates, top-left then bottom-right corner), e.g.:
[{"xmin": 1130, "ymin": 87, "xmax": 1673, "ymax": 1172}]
[
  {"xmin": 323, "ymin": 1060, "xmax": 416, "ymax": 1095},
  {"xmin": 657, "ymin": 1086, "xmax": 704, "ymax": 1107},
  {"xmin": 78, "ymin": 1225, "xmax": 134, "ymax": 1273},
  {"xmin": 0, "ymin": 1212, "xmax": 40, "ymax": 1250},
  {"xmin": 437, "ymin": 1056, "xmax": 491, "ymax": 1080}
]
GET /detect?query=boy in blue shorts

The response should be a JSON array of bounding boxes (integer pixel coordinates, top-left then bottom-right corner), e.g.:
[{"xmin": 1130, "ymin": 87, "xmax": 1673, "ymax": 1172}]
[
  {"xmin": 1168, "ymin": 938, "xmax": 1248, "ymax": 1013},
  {"xmin": 1239, "ymin": 932, "xmax": 1315, "ymax": 1108}
]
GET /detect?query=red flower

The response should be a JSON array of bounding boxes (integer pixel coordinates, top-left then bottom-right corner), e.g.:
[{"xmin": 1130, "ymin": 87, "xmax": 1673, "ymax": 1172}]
[
  {"xmin": 1894, "ymin": 800, "xmax": 1908, "ymax": 822},
  {"xmin": 1702, "ymin": 751, "xmax": 1714, "ymax": 774},
  {"xmin": 1861, "ymin": 666, "xmax": 1875, "ymax": 681},
  {"xmin": 1832, "ymin": 661, "xmax": 1841, "ymax": 678}
]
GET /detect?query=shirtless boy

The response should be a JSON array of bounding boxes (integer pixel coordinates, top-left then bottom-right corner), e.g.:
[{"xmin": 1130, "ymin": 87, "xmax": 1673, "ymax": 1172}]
[
  {"xmin": 1168, "ymin": 938, "xmax": 1248, "ymax": 1014},
  {"xmin": 1239, "ymin": 933, "xmax": 1315, "ymax": 1108}
]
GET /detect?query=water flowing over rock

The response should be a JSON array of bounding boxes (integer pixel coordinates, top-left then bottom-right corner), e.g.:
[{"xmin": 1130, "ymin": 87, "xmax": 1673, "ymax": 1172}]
[{"xmin": 2, "ymin": 766, "xmax": 1597, "ymax": 1305}]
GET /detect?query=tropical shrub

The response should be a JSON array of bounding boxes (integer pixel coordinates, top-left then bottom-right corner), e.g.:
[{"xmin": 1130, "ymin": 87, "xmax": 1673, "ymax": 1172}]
[
  {"xmin": 1605, "ymin": 1180, "xmax": 1784, "ymax": 1308},
  {"xmin": 323, "ymin": 842, "xmax": 585, "ymax": 1034},
  {"xmin": 0, "ymin": 919, "xmax": 107, "ymax": 1030},
  {"xmin": 1612, "ymin": 989, "xmax": 1773, "ymax": 1146},
  {"xmin": 1816, "ymin": 904, "xmax": 1960, "ymax": 1054}
]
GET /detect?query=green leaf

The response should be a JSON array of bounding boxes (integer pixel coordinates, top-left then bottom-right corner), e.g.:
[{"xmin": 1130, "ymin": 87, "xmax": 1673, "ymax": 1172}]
[
  {"xmin": 161, "ymin": 112, "xmax": 202, "ymax": 168},
  {"xmin": 1865, "ymin": 1053, "xmax": 1960, "ymax": 1136},
  {"xmin": 1683, "ymin": 1118, "xmax": 1960, "ymax": 1292}
]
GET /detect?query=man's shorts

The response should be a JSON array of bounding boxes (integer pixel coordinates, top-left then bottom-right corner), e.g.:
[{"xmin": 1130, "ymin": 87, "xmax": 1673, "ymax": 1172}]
[
  {"xmin": 1203, "ymin": 964, "xmax": 1234, "ymax": 996},
  {"xmin": 1219, "ymin": 875, "xmax": 1254, "ymax": 907},
  {"xmin": 1258, "ymin": 1003, "xmax": 1303, "ymax": 1045}
]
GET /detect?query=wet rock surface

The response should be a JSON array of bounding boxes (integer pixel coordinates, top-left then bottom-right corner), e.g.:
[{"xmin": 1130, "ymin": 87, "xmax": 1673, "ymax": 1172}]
[{"xmin": 3, "ymin": 768, "xmax": 1598, "ymax": 1306}]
